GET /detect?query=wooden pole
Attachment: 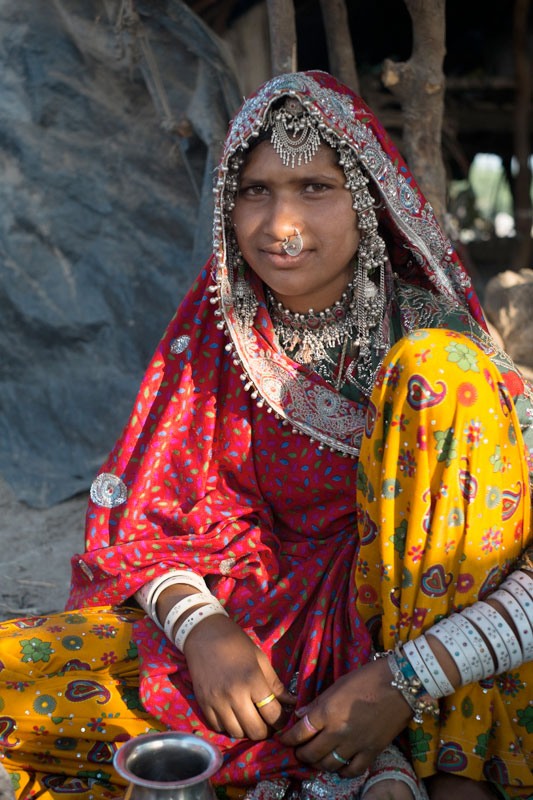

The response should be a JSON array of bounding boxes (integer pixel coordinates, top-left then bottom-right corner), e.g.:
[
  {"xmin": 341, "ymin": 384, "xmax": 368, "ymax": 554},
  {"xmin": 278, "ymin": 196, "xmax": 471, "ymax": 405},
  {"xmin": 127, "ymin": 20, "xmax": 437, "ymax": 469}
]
[
  {"xmin": 382, "ymin": 0, "xmax": 447, "ymax": 224},
  {"xmin": 511, "ymin": 0, "xmax": 532, "ymax": 270},
  {"xmin": 266, "ymin": 0, "xmax": 297, "ymax": 76},
  {"xmin": 318, "ymin": 0, "xmax": 359, "ymax": 93}
]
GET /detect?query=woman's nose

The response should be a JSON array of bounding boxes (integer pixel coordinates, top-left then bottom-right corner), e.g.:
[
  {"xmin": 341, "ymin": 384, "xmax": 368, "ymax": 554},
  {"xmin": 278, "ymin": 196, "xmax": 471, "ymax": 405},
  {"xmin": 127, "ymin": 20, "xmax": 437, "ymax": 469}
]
[{"xmin": 264, "ymin": 195, "xmax": 301, "ymax": 241}]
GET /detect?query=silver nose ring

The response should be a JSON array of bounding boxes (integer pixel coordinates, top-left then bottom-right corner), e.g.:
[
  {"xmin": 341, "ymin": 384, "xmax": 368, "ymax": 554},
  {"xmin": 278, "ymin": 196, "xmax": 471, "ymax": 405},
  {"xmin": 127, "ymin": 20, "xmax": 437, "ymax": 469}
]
[{"xmin": 281, "ymin": 228, "xmax": 303, "ymax": 257}]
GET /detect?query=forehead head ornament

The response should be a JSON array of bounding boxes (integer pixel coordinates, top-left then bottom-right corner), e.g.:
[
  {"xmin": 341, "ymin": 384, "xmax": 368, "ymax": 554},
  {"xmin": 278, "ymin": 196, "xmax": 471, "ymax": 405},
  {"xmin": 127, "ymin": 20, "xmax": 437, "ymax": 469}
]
[{"xmin": 266, "ymin": 97, "xmax": 321, "ymax": 169}]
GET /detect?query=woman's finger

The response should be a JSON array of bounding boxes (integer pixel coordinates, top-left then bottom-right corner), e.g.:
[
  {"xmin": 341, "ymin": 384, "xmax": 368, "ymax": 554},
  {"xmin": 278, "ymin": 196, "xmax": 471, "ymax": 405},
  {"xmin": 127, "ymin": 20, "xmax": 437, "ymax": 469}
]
[
  {"xmin": 258, "ymin": 654, "xmax": 297, "ymax": 707},
  {"xmin": 201, "ymin": 703, "xmax": 225, "ymax": 734},
  {"xmin": 339, "ymin": 750, "xmax": 376, "ymax": 779},
  {"xmin": 279, "ymin": 706, "xmax": 324, "ymax": 746},
  {"xmin": 217, "ymin": 705, "xmax": 246, "ymax": 740},
  {"xmin": 314, "ymin": 747, "xmax": 354, "ymax": 774},
  {"xmin": 235, "ymin": 696, "xmax": 271, "ymax": 741},
  {"xmin": 252, "ymin": 690, "xmax": 286, "ymax": 729}
]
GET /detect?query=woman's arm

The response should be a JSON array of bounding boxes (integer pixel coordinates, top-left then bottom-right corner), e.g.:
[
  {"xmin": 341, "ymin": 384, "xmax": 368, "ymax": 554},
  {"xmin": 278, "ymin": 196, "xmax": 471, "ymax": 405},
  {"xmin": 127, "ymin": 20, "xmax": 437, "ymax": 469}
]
[
  {"xmin": 136, "ymin": 578, "xmax": 296, "ymax": 740},
  {"xmin": 280, "ymin": 563, "xmax": 533, "ymax": 776}
]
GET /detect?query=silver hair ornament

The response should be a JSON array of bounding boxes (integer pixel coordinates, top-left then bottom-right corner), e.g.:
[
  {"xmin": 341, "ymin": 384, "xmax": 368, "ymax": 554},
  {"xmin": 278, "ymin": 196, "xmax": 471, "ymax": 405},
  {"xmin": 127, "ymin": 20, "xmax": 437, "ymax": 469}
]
[{"xmin": 267, "ymin": 97, "xmax": 321, "ymax": 168}]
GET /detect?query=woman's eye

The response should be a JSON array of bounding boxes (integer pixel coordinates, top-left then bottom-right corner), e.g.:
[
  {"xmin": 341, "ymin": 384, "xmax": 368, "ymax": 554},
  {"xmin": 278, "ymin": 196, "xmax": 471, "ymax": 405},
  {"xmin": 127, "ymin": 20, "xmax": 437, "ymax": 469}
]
[
  {"xmin": 241, "ymin": 185, "xmax": 268, "ymax": 196},
  {"xmin": 305, "ymin": 183, "xmax": 329, "ymax": 193}
]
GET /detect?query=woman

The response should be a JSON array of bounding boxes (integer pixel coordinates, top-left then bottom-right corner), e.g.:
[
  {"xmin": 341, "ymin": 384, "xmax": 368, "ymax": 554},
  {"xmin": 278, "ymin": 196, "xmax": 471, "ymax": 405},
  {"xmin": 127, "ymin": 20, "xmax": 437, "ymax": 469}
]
[{"xmin": 1, "ymin": 71, "xmax": 532, "ymax": 800}]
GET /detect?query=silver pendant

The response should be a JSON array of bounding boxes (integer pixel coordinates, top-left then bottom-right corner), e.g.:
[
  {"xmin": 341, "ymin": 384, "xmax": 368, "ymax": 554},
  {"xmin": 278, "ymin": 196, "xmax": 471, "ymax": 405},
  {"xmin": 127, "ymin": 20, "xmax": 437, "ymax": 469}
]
[{"xmin": 281, "ymin": 228, "xmax": 303, "ymax": 256}]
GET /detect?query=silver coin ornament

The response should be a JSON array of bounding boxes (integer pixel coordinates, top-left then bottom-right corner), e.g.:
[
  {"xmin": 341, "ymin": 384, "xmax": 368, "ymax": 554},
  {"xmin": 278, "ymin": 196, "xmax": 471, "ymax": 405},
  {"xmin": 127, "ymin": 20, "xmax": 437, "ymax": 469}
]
[
  {"xmin": 170, "ymin": 335, "xmax": 190, "ymax": 355},
  {"xmin": 90, "ymin": 472, "xmax": 127, "ymax": 508},
  {"xmin": 281, "ymin": 228, "xmax": 303, "ymax": 257}
]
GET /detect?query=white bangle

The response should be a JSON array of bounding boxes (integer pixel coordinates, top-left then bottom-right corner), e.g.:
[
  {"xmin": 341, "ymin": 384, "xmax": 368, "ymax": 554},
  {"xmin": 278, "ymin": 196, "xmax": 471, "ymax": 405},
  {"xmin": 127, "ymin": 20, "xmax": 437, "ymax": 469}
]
[
  {"xmin": 152, "ymin": 571, "xmax": 208, "ymax": 614},
  {"xmin": 449, "ymin": 613, "xmax": 495, "ymax": 678},
  {"xmin": 475, "ymin": 601, "xmax": 522, "ymax": 668},
  {"xmin": 462, "ymin": 603, "xmax": 511, "ymax": 673},
  {"xmin": 510, "ymin": 569, "xmax": 533, "ymax": 600},
  {"xmin": 500, "ymin": 577, "xmax": 533, "ymax": 640},
  {"xmin": 437, "ymin": 616, "xmax": 486, "ymax": 683},
  {"xmin": 426, "ymin": 620, "xmax": 474, "ymax": 685},
  {"xmin": 502, "ymin": 576, "xmax": 533, "ymax": 617},
  {"xmin": 411, "ymin": 635, "xmax": 455, "ymax": 696},
  {"xmin": 490, "ymin": 588, "xmax": 533, "ymax": 661},
  {"xmin": 163, "ymin": 592, "xmax": 215, "ymax": 640},
  {"xmin": 174, "ymin": 601, "xmax": 228, "ymax": 653},
  {"xmin": 135, "ymin": 570, "xmax": 208, "ymax": 629},
  {"xmin": 401, "ymin": 640, "xmax": 442, "ymax": 699}
]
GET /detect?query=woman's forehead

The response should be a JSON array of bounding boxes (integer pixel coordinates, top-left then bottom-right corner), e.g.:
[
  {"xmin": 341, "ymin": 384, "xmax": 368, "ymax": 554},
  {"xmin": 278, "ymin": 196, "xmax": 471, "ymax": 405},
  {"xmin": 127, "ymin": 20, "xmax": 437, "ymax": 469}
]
[{"xmin": 241, "ymin": 140, "xmax": 340, "ymax": 178}]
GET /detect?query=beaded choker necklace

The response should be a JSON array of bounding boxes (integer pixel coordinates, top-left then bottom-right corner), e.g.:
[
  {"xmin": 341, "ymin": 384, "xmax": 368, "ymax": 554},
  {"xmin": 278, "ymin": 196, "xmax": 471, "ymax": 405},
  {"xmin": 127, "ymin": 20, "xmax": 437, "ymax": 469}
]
[
  {"xmin": 267, "ymin": 283, "xmax": 356, "ymax": 368},
  {"xmin": 267, "ymin": 280, "xmax": 387, "ymax": 394}
]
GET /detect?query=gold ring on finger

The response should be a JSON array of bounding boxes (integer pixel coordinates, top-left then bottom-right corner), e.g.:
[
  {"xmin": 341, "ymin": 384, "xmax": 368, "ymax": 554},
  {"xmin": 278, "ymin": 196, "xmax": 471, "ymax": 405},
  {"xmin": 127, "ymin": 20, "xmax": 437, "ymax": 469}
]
[
  {"xmin": 255, "ymin": 693, "xmax": 276, "ymax": 708},
  {"xmin": 331, "ymin": 749, "xmax": 350, "ymax": 766}
]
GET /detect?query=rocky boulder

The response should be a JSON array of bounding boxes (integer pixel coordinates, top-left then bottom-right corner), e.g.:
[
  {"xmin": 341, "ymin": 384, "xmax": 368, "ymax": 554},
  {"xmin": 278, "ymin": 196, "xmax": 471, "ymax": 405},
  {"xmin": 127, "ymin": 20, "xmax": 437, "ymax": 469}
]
[
  {"xmin": 484, "ymin": 268, "xmax": 533, "ymax": 371},
  {"xmin": 0, "ymin": 0, "xmax": 240, "ymax": 507}
]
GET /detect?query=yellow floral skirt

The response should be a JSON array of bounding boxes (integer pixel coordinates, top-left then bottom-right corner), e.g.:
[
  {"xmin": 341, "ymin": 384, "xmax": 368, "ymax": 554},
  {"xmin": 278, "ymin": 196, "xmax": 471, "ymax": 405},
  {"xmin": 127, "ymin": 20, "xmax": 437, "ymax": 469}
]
[
  {"xmin": 1, "ymin": 329, "xmax": 532, "ymax": 799},
  {"xmin": 356, "ymin": 329, "xmax": 533, "ymax": 796}
]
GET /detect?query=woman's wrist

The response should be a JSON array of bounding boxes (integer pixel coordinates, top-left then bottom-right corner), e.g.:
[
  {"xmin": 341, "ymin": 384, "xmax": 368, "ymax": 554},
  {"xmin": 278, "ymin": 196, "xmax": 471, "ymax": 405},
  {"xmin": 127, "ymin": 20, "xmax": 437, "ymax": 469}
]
[
  {"xmin": 135, "ymin": 569, "xmax": 209, "ymax": 629},
  {"xmin": 156, "ymin": 584, "xmax": 203, "ymax": 637},
  {"xmin": 393, "ymin": 567, "xmax": 533, "ymax": 709}
]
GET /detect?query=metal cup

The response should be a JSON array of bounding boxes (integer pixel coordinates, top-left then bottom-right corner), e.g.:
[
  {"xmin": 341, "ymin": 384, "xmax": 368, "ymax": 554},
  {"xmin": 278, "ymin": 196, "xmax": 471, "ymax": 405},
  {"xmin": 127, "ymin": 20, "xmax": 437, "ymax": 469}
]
[{"xmin": 113, "ymin": 731, "xmax": 223, "ymax": 800}]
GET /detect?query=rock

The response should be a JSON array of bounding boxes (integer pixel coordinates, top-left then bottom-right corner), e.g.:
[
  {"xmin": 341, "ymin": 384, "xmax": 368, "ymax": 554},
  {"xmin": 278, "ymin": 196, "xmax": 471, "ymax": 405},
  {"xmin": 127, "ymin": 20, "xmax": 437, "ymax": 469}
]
[
  {"xmin": 0, "ymin": 476, "xmax": 86, "ymax": 621},
  {"xmin": 0, "ymin": 765, "xmax": 14, "ymax": 800},
  {"xmin": 0, "ymin": 0, "xmax": 241, "ymax": 507},
  {"xmin": 484, "ymin": 269, "xmax": 533, "ymax": 369}
]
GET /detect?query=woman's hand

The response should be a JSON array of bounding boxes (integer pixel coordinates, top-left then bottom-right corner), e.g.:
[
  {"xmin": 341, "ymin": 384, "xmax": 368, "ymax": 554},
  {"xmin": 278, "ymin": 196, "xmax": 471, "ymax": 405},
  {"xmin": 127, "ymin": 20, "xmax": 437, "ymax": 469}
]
[
  {"xmin": 363, "ymin": 780, "xmax": 415, "ymax": 800},
  {"xmin": 279, "ymin": 658, "xmax": 413, "ymax": 777},
  {"xmin": 183, "ymin": 614, "xmax": 296, "ymax": 740}
]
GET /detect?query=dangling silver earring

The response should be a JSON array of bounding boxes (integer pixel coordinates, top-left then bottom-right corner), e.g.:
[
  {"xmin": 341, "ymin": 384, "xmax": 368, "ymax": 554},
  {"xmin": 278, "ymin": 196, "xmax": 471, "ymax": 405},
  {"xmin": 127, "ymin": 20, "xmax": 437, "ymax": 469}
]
[{"xmin": 227, "ymin": 230, "xmax": 258, "ymax": 331}]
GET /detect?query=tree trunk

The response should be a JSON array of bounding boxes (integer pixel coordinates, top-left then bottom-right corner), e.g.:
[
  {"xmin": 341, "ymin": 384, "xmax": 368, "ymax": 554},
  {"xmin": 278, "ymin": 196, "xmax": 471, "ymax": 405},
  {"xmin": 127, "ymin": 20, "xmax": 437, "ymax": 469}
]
[
  {"xmin": 318, "ymin": 0, "xmax": 359, "ymax": 93},
  {"xmin": 511, "ymin": 0, "xmax": 532, "ymax": 270},
  {"xmin": 381, "ymin": 0, "xmax": 447, "ymax": 224},
  {"xmin": 266, "ymin": 0, "xmax": 297, "ymax": 76}
]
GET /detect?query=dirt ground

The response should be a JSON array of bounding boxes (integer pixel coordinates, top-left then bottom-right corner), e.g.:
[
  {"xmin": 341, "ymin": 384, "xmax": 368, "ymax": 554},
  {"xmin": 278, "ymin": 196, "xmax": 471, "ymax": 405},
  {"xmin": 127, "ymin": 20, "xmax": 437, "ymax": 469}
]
[{"xmin": 0, "ymin": 477, "xmax": 87, "ymax": 622}]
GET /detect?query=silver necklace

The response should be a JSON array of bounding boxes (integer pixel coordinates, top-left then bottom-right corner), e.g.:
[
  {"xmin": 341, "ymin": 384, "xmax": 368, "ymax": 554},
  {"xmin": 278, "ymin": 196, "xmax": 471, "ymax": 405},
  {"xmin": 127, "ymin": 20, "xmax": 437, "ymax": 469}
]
[
  {"xmin": 267, "ymin": 283, "xmax": 357, "ymax": 368},
  {"xmin": 267, "ymin": 280, "xmax": 387, "ymax": 394}
]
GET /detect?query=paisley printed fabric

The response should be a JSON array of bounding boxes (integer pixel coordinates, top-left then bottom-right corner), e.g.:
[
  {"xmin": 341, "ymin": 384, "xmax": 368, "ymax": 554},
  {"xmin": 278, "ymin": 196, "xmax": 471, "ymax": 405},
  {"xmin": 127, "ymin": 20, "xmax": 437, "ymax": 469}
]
[
  {"xmin": 357, "ymin": 329, "xmax": 533, "ymax": 795},
  {"xmin": 0, "ymin": 607, "xmax": 167, "ymax": 800}
]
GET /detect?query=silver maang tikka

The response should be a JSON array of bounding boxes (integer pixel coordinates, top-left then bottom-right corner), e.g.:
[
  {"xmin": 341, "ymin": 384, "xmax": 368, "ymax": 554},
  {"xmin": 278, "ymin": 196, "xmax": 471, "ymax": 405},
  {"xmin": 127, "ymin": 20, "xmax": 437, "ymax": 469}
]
[{"xmin": 266, "ymin": 97, "xmax": 321, "ymax": 168}]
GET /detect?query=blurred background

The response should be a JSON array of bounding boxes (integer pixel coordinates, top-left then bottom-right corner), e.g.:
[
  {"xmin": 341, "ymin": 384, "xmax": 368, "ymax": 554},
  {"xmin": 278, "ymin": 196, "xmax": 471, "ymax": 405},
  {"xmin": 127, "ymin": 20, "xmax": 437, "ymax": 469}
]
[{"xmin": 1, "ymin": 0, "xmax": 532, "ymax": 618}]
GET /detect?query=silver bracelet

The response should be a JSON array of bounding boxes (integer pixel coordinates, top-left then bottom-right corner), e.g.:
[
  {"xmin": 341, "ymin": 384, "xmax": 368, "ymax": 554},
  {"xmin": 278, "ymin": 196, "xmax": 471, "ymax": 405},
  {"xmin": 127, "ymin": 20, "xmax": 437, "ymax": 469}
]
[{"xmin": 386, "ymin": 653, "xmax": 438, "ymax": 724}]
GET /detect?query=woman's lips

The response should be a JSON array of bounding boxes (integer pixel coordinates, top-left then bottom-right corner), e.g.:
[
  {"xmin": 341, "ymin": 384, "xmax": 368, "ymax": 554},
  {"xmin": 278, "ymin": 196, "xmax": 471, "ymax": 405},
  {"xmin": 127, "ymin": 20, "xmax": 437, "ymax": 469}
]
[{"xmin": 260, "ymin": 249, "xmax": 310, "ymax": 267}]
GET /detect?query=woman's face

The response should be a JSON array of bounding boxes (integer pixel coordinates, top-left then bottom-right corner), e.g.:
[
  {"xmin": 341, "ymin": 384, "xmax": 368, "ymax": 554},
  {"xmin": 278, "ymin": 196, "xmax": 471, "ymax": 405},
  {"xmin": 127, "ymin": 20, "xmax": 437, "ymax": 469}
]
[{"xmin": 232, "ymin": 140, "xmax": 360, "ymax": 313}]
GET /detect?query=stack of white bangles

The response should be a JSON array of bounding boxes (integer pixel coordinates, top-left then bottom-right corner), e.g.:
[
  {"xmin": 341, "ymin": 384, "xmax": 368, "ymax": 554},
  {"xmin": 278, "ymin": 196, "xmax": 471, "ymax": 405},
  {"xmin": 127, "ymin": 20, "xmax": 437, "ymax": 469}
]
[
  {"xmin": 390, "ymin": 569, "xmax": 533, "ymax": 719},
  {"xmin": 135, "ymin": 569, "xmax": 228, "ymax": 652}
]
